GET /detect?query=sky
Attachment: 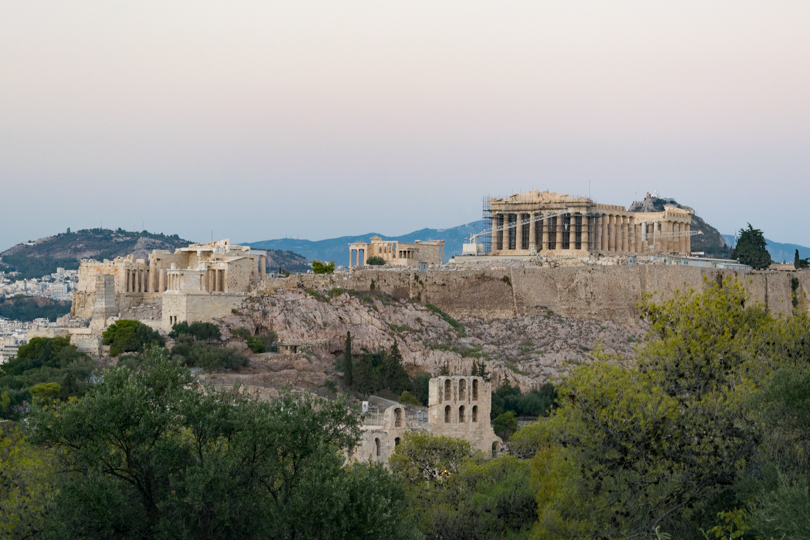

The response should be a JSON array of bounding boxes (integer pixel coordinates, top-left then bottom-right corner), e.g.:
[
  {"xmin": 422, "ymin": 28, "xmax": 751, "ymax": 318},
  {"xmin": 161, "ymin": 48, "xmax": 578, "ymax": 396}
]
[{"xmin": 1, "ymin": 1, "xmax": 809, "ymax": 251}]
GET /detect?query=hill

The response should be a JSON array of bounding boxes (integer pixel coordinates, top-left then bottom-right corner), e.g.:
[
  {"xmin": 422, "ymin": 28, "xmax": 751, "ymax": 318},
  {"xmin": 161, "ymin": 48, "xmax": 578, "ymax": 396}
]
[
  {"xmin": 264, "ymin": 249, "xmax": 311, "ymax": 273},
  {"xmin": 722, "ymin": 234, "xmax": 810, "ymax": 264},
  {"xmin": 246, "ymin": 222, "xmax": 485, "ymax": 266},
  {"xmin": 0, "ymin": 228, "xmax": 193, "ymax": 279}
]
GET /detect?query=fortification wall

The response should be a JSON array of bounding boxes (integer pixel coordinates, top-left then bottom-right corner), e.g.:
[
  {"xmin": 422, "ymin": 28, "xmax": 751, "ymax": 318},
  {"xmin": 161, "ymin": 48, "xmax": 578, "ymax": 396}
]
[{"xmin": 264, "ymin": 266, "xmax": 810, "ymax": 326}]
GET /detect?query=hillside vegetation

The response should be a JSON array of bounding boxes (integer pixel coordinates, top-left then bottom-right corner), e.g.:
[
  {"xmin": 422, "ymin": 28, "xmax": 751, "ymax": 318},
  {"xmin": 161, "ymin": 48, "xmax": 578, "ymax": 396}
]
[{"xmin": 0, "ymin": 296, "xmax": 71, "ymax": 322}]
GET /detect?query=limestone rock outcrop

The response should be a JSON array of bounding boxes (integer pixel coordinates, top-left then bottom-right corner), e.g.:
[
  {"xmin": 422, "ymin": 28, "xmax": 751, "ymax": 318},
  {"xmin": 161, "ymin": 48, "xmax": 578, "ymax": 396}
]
[{"xmin": 217, "ymin": 289, "xmax": 643, "ymax": 391}]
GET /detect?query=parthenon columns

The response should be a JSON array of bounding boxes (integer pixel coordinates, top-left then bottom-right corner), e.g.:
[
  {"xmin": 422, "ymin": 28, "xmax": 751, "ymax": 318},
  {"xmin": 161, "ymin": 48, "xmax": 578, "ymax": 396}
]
[
  {"xmin": 529, "ymin": 213, "xmax": 537, "ymax": 250},
  {"xmin": 581, "ymin": 214, "xmax": 589, "ymax": 250},
  {"xmin": 554, "ymin": 215, "xmax": 564, "ymax": 249}
]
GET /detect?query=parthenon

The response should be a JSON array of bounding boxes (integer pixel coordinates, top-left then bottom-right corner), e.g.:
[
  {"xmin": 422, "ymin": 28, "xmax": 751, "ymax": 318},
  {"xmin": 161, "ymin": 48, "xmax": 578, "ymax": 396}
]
[{"xmin": 487, "ymin": 191, "xmax": 693, "ymax": 256}]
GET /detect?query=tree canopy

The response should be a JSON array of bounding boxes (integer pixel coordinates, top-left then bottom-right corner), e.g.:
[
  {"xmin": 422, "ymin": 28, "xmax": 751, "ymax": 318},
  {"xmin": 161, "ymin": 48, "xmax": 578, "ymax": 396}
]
[
  {"xmin": 28, "ymin": 348, "xmax": 416, "ymax": 540},
  {"xmin": 732, "ymin": 223, "xmax": 771, "ymax": 269}
]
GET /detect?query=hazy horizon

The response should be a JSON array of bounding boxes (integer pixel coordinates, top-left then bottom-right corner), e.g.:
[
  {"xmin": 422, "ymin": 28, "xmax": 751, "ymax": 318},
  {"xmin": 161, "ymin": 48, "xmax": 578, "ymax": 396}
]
[{"xmin": 2, "ymin": 1, "xmax": 809, "ymax": 251}]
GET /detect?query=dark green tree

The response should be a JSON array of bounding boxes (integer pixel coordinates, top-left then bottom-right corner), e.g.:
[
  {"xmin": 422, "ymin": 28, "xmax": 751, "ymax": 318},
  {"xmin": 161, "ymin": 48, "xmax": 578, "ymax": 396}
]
[
  {"xmin": 352, "ymin": 354, "xmax": 379, "ymax": 396},
  {"xmin": 343, "ymin": 331, "xmax": 353, "ymax": 386},
  {"xmin": 102, "ymin": 319, "xmax": 165, "ymax": 357},
  {"xmin": 794, "ymin": 248, "xmax": 809, "ymax": 269},
  {"xmin": 29, "ymin": 348, "xmax": 415, "ymax": 540},
  {"xmin": 732, "ymin": 224, "xmax": 771, "ymax": 269},
  {"xmin": 365, "ymin": 256, "xmax": 386, "ymax": 266},
  {"xmin": 380, "ymin": 341, "xmax": 411, "ymax": 394}
]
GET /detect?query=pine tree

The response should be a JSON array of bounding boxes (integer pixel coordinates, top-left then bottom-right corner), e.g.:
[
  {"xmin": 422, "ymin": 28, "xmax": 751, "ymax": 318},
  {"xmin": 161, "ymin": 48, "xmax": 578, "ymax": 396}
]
[
  {"xmin": 343, "ymin": 332, "xmax": 353, "ymax": 386},
  {"xmin": 732, "ymin": 224, "xmax": 771, "ymax": 270}
]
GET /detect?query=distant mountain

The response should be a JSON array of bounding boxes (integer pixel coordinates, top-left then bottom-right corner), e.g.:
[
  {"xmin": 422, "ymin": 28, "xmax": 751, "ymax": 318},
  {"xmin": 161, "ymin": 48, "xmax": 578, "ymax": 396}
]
[
  {"xmin": 0, "ymin": 228, "xmax": 193, "ymax": 280},
  {"xmin": 722, "ymin": 234, "xmax": 810, "ymax": 264},
  {"xmin": 246, "ymin": 222, "xmax": 486, "ymax": 266}
]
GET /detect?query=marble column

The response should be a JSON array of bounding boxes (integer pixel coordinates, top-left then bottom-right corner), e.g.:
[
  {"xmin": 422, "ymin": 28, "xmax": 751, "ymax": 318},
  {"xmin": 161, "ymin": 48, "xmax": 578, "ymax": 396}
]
[
  {"xmin": 158, "ymin": 269, "xmax": 165, "ymax": 293},
  {"xmin": 593, "ymin": 215, "xmax": 602, "ymax": 251},
  {"xmin": 628, "ymin": 217, "xmax": 635, "ymax": 253},
  {"xmin": 607, "ymin": 215, "xmax": 614, "ymax": 251},
  {"xmin": 541, "ymin": 215, "xmax": 549, "ymax": 251},
  {"xmin": 685, "ymin": 223, "xmax": 691, "ymax": 253},
  {"xmin": 529, "ymin": 213, "xmax": 537, "ymax": 251},
  {"xmin": 555, "ymin": 216, "xmax": 564, "ymax": 251},
  {"xmin": 602, "ymin": 215, "xmax": 609, "ymax": 251},
  {"xmin": 581, "ymin": 214, "xmax": 589, "ymax": 251}
]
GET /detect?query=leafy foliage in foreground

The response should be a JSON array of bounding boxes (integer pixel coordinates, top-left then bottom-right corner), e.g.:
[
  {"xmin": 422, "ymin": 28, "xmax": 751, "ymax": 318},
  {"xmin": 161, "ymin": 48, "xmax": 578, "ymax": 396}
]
[
  {"xmin": 528, "ymin": 277, "xmax": 810, "ymax": 539},
  {"xmin": 390, "ymin": 432, "xmax": 535, "ymax": 539},
  {"xmin": 28, "ymin": 348, "xmax": 417, "ymax": 540}
]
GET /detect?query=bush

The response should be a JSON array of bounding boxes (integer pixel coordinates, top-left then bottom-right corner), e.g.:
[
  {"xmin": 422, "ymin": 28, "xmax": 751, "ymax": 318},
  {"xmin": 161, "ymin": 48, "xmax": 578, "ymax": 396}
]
[
  {"xmin": 171, "ymin": 342, "xmax": 248, "ymax": 370},
  {"xmin": 311, "ymin": 260, "xmax": 335, "ymax": 274},
  {"xmin": 231, "ymin": 327, "xmax": 251, "ymax": 339},
  {"xmin": 246, "ymin": 336, "xmax": 265, "ymax": 353},
  {"xmin": 102, "ymin": 320, "xmax": 165, "ymax": 357},
  {"xmin": 493, "ymin": 411, "xmax": 517, "ymax": 440},
  {"xmin": 398, "ymin": 390, "xmax": 421, "ymax": 406},
  {"xmin": 324, "ymin": 379, "xmax": 338, "ymax": 393},
  {"xmin": 256, "ymin": 331, "xmax": 278, "ymax": 352},
  {"xmin": 169, "ymin": 321, "xmax": 221, "ymax": 342},
  {"xmin": 365, "ymin": 256, "xmax": 386, "ymax": 266}
]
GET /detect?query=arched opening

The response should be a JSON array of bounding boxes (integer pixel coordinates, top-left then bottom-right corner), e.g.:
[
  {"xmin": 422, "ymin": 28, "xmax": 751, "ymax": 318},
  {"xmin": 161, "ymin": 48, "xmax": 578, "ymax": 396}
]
[
  {"xmin": 458, "ymin": 405, "xmax": 465, "ymax": 423},
  {"xmin": 444, "ymin": 379, "xmax": 452, "ymax": 401},
  {"xmin": 444, "ymin": 405, "xmax": 451, "ymax": 423},
  {"xmin": 472, "ymin": 405, "xmax": 478, "ymax": 422},
  {"xmin": 395, "ymin": 437, "xmax": 401, "ymax": 446},
  {"xmin": 375, "ymin": 438, "xmax": 380, "ymax": 457},
  {"xmin": 472, "ymin": 379, "xmax": 479, "ymax": 400},
  {"xmin": 394, "ymin": 408, "xmax": 403, "ymax": 428},
  {"xmin": 459, "ymin": 379, "xmax": 466, "ymax": 401}
]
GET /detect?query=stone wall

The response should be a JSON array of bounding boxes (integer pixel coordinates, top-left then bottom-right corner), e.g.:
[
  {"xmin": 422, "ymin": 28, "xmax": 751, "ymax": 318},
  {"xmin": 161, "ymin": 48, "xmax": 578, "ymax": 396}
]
[
  {"xmin": 162, "ymin": 293, "xmax": 246, "ymax": 330},
  {"xmin": 264, "ymin": 267, "xmax": 810, "ymax": 326}
]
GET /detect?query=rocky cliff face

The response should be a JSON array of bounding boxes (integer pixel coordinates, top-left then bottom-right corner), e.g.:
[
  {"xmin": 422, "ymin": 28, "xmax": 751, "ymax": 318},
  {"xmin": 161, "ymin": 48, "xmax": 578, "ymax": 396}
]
[{"xmin": 218, "ymin": 288, "xmax": 643, "ymax": 391}]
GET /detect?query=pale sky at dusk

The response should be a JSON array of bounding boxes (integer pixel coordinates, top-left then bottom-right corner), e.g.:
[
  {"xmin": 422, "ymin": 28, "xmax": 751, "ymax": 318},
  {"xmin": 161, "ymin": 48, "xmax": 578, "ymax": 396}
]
[{"xmin": 1, "ymin": 1, "xmax": 809, "ymax": 251}]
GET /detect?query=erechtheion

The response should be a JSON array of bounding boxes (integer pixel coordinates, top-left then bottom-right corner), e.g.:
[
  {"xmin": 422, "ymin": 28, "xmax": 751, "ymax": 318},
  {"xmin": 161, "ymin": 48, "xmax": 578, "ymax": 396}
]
[{"xmin": 349, "ymin": 236, "xmax": 445, "ymax": 268}]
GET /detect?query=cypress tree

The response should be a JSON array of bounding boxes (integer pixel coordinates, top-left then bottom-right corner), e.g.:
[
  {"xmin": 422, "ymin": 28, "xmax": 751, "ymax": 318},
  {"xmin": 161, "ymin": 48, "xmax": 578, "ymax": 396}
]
[
  {"xmin": 343, "ymin": 331, "xmax": 353, "ymax": 386},
  {"xmin": 732, "ymin": 224, "xmax": 771, "ymax": 270},
  {"xmin": 796, "ymin": 249, "xmax": 802, "ymax": 270}
]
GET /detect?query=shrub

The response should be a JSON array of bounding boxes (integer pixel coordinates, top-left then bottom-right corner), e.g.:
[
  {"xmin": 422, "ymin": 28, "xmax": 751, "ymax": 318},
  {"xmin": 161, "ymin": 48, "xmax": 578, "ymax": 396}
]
[
  {"xmin": 171, "ymin": 342, "xmax": 248, "ymax": 370},
  {"xmin": 493, "ymin": 411, "xmax": 517, "ymax": 440},
  {"xmin": 311, "ymin": 260, "xmax": 335, "ymax": 274},
  {"xmin": 366, "ymin": 256, "xmax": 386, "ymax": 266},
  {"xmin": 246, "ymin": 336, "xmax": 265, "ymax": 353},
  {"xmin": 231, "ymin": 327, "xmax": 251, "ymax": 339},
  {"xmin": 398, "ymin": 390, "xmax": 421, "ymax": 406},
  {"xmin": 102, "ymin": 320, "xmax": 165, "ymax": 357},
  {"xmin": 170, "ymin": 321, "xmax": 221, "ymax": 342},
  {"xmin": 324, "ymin": 379, "xmax": 338, "ymax": 393},
  {"xmin": 256, "ymin": 331, "xmax": 278, "ymax": 352}
]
